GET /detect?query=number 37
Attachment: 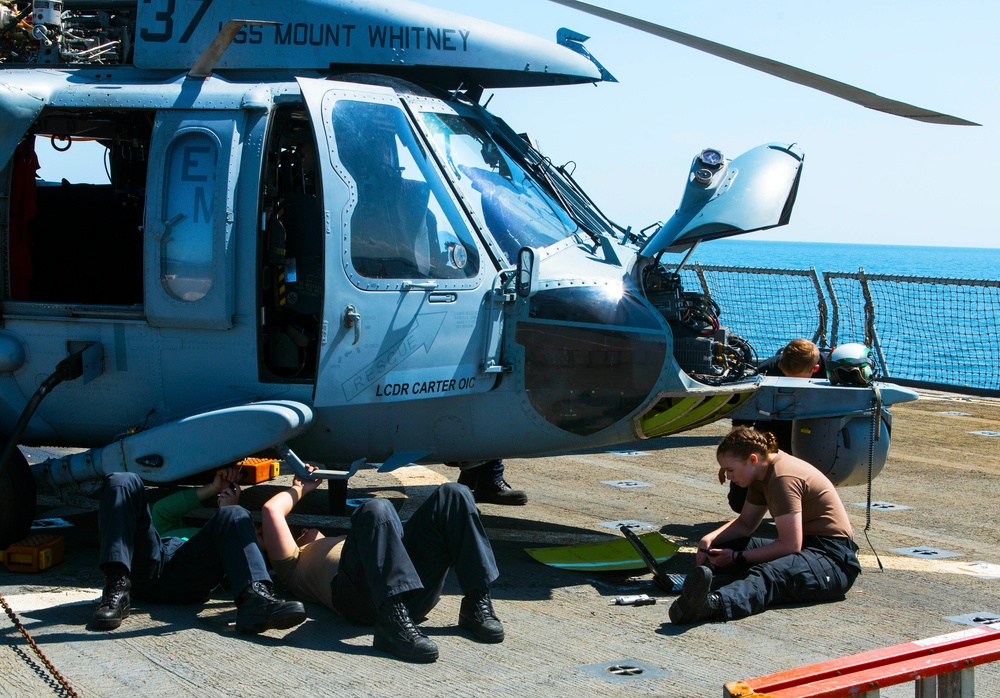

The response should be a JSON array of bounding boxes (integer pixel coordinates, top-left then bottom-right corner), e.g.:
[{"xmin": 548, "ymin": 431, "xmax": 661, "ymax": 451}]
[{"xmin": 139, "ymin": 0, "xmax": 214, "ymax": 44}]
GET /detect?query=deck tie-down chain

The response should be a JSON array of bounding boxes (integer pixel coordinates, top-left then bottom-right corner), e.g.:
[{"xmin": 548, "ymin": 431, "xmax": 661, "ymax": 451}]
[{"xmin": 1, "ymin": 589, "xmax": 79, "ymax": 697}]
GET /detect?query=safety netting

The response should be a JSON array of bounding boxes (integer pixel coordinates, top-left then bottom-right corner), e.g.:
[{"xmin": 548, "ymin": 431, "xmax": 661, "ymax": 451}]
[{"xmin": 678, "ymin": 264, "xmax": 1000, "ymax": 394}]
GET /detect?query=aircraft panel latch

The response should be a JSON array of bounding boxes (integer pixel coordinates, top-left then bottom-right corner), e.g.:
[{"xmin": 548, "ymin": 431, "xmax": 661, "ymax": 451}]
[{"xmin": 343, "ymin": 305, "xmax": 361, "ymax": 345}]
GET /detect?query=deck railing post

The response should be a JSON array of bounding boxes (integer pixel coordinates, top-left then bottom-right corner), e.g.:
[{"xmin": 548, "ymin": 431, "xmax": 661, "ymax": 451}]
[
  {"xmin": 856, "ymin": 268, "xmax": 890, "ymax": 378},
  {"xmin": 937, "ymin": 666, "xmax": 975, "ymax": 697}
]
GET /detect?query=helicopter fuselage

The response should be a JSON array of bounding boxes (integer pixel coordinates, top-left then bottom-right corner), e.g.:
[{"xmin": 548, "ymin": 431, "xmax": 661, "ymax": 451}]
[{"xmin": 0, "ymin": 62, "xmax": 914, "ymax": 494}]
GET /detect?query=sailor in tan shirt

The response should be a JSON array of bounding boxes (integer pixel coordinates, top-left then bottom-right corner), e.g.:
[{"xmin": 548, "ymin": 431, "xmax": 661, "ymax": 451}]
[
  {"xmin": 260, "ymin": 466, "xmax": 504, "ymax": 663},
  {"xmin": 670, "ymin": 425, "xmax": 862, "ymax": 624}
]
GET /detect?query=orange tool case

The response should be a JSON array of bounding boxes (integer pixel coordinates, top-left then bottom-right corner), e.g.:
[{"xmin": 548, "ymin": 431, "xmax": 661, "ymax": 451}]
[
  {"xmin": 237, "ymin": 457, "xmax": 280, "ymax": 484},
  {"xmin": 1, "ymin": 533, "xmax": 66, "ymax": 573}
]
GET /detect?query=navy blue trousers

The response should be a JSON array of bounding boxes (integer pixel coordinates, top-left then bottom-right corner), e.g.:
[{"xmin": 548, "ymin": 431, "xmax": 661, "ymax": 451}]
[
  {"xmin": 98, "ymin": 472, "xmax": 270, "ymax": 603},
  {"xmin": 716, "ymin": 535, "xmax": 861, "ymax": 620},
  {"xmin": 331, "ymin": 482, "xmax": 499, "ymax": 625},
  {"xmin": 456, "ymin": 459, "xmax": 504, "ymax": 487}
]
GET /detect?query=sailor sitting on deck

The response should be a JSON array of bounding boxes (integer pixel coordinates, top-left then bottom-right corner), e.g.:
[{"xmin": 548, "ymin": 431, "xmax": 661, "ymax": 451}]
[
  {"xmin": 671, "ymin": 425, "xmax": 861, "ymax": 624},
  {"xmin": 259, "ymin": 466, "xmax": 504, "ymax": 663},
  {"xmin": 91, "ymin": 469, "xmax": 306, "ymax": 634}
]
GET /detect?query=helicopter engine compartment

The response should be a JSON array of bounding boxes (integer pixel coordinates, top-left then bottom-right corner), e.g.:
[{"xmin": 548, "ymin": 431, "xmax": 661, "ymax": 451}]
[
  {"xmin": 0, "ymin": 1, "xmax": 135, "ymax": 65},
  {"xmin": 642, "ymin": 261, "xmax": 756, "ymax": 385}
]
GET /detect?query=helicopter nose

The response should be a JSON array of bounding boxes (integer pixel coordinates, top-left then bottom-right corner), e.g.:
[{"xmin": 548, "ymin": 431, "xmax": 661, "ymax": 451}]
[{"xmin": 514, "ymin": 284, "xmax": 667, "ymax": 436}]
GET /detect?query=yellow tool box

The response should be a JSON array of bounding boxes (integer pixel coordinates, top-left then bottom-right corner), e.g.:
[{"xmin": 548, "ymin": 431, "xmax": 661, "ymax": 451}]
[
  {"xmin": 237, "ymin": 457, "xmax": 280, "ymax": 484},
  {"xmin": 1, "ymin": 533, "xmax": 66, "ymax": 573}
]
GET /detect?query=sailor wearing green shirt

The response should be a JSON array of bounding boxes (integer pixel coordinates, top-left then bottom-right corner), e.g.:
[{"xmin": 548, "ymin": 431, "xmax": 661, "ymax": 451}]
[{"xmin": 92, "ymin": 467, "xmax": 306, "ymax": 634}]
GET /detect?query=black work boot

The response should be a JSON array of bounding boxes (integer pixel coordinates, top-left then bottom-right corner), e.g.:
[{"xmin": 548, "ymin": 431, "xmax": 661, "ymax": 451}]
[
  {"xmin": 669, "ymin": 566, "xmax": 721, "ymax": 624},
  {"xmin": 474, "ymin": 478, "xmax": 528, "ymax": 506},
  {"xmin": 235, "ymin": 581, "xmax": 307, "ymax": 634},
  {"xmin": 92, "ymin": 574, "xmax": 131, "ymax": 630},
  {"xmin": 373, "ymin": 597, "xmax": 439, "ymax": 663},
  {"xmin": 458, "ymin": 588, "xmax": 505, "ymax": 643}
]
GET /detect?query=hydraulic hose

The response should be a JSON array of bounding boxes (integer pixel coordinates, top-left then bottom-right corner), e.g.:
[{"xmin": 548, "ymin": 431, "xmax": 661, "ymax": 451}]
[
  {"xmin": 0, "ymin": 349, "xmax": 85, "ymax": 479},
  {"xmin": 0, "ymin": 348, "xmax": 88, "ymax": 548}
]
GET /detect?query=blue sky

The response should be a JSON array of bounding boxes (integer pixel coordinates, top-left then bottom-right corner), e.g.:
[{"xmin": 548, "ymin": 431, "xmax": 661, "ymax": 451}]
[
  {"xmin": 427, "ymin": 0, "xmax": 999, "ymax": 249},
  {"xmin": 34, "ymin": 1, "xmax": 997, "ymax": 249}
]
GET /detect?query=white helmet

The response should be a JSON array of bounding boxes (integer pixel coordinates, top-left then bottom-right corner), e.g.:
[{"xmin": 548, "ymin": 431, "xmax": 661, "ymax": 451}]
[{"xmin": 826, "ymin": 343, "xmax": 874, "ymax": 386}]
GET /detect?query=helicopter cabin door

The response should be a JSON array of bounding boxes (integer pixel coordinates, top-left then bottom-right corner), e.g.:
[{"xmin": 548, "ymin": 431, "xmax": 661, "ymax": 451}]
[
  {"xmin": 297, "ymin": 78, "xmax": 495, "ymax": 415},
  {"xmin": 144, "ymin": 111, "xmax": 241, "ymax": 329}
]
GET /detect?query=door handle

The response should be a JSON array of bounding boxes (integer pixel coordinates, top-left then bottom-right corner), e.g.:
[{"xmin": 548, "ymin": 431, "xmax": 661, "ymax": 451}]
[
  {"xmin": 401, "ymin": 280, "xmax": 439, "ymax": 291},
  {"xmin": 343, "ymin": 304, "xmax": 361, "ymax": 345}
]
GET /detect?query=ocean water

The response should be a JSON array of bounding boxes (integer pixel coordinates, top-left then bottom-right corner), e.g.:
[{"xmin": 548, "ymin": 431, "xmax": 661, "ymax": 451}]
[
  {"xmin": 661, "ymin": 240, "xmax": 1000, "ymax": 391},
  {"xmin": 667, "ymin": 239, "xmax": 1000, "ymax": 280}
]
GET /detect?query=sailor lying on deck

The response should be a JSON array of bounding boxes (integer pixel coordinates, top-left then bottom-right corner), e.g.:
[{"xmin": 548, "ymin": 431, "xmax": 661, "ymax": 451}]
[
  {"xmin": 670, "ymin": 425, "xmax": 862, "ymax": 624},
  {"xmin": 259, "ymin": 466, "xmax": 505, "ymax": 663},
  {"xmin": 92, "ymin": 469, "xmax": 306, "ymax": 634}
]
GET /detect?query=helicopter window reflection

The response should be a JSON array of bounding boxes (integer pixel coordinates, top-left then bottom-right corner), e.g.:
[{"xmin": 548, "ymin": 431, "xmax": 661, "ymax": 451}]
[
  {"xmin": 330, "ymin": 101, "xmax": 479, "ymax": 281},
  {"xmin": 161, "ymin": 132, "xmax": 218, "ymax": 302},
  {"xmin": 414, "ymin": 111, "xmax": 578, "ymax": 264}
]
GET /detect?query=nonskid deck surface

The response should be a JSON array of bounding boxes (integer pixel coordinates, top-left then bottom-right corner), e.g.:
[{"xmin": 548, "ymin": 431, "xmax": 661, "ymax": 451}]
[{"xmin": 2, "ymin": 392, "xmax": 999, "ymax": 696}]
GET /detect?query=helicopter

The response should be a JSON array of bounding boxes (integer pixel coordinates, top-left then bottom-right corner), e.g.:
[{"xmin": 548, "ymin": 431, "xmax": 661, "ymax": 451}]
[{"xmin": 0, "ymin": 0, "xmax": 971, "ymax": 548}]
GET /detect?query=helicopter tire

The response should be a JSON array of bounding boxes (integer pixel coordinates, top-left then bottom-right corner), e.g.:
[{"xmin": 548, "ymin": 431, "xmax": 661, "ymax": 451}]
[{"xmin": 0, "ymin": 444, "xmax": 36, "ymax": 549}]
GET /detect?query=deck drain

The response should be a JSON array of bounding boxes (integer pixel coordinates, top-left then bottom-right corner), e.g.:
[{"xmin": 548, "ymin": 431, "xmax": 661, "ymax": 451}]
[
  {"xmin": 606, "ymin": 450, "xmax": 651, "ymax": 456},
  {"xmin": 945, "ymin": 612, "xmax": 1000, "ymax": 627},
  {"xmin": 969, "ymin": 431, "xmax": 1000, "ymax": 437},
  {"xmin": 851, "ymin": 501, "xmax": 912, "ymax": 511},
  {"xmin": 891, "ymin": 546, "xmax": 962, "ymax": 559},
  {"xmin": 602, "ymin": 480, "xmax": 652, "ymax": 489},
  {"xmin": 936, "ymin": 411, "xmax": 972, "ymax": 416},
  {"xmin": 597, "ymin": 520, "xmax": 656, "ymax": 532},
  {"xmin": 578, "ymin": 659, "xmax": 669, "ymax": 683}
]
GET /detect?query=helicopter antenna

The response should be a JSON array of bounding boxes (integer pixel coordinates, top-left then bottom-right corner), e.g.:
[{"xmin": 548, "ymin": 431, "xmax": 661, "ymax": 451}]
[
  {"xmin": 545, "ymin": 0, "xmax": 980, "ymax": 126},
  {"xmin": 188, "ymin": 19, "xmax": 279, "ymax": 80}
]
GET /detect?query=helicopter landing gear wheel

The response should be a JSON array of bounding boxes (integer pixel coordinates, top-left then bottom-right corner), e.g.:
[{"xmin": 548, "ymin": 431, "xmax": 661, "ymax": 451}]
[{"xmin": 0, "ymin": 445, "xmax": 35, "ymax": 549}]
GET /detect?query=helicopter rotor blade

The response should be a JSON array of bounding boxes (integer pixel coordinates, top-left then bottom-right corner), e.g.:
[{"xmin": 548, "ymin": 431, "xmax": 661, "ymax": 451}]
[{"xmin": 546, "ymin": 0, "xmax": 980, "ymax": 126}]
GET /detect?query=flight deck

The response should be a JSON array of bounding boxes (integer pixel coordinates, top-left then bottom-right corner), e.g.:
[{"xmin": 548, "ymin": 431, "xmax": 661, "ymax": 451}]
[{"xmin": 2, "ymin": 392, "xmax": 999, "ymax": 696}]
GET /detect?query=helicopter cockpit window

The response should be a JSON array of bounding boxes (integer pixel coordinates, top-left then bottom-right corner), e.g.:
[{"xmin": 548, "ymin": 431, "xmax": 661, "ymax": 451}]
[
  {"xmin": 413, "ymin": 111, "xmax": 579, "ymax": 264},
  {"xmin": 329, "ymin": 101, "xmax": 479, "ymax": 280},
  {"xmin": 160, "ymin": 132, "xmax": 218, "ymax": 302}
]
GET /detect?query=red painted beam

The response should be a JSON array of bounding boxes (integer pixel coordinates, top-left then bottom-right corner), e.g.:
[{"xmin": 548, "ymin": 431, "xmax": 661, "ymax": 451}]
[{"xmin": 725, "ymin": 625, "xmax": 1000, "ymax": 698}]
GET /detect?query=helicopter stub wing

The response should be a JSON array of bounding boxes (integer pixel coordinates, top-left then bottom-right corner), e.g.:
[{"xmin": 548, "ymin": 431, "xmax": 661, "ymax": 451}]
[
  {"xmin": 545, "ymin": 0, "xmax": 979, "ymax": 126},
  {"xmin": 133, "ymin": 0, "xmax": 603, "ymax": 87},
  {"xmin": 33, "ymin": 400, "xmax": 314, "ymax": 491}
]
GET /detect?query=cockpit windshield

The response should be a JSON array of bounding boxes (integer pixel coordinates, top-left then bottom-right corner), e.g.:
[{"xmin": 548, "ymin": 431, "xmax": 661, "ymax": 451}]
[{"xmin": 413, "ymin": 110, "xmax": 579, "ymax": 264}]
